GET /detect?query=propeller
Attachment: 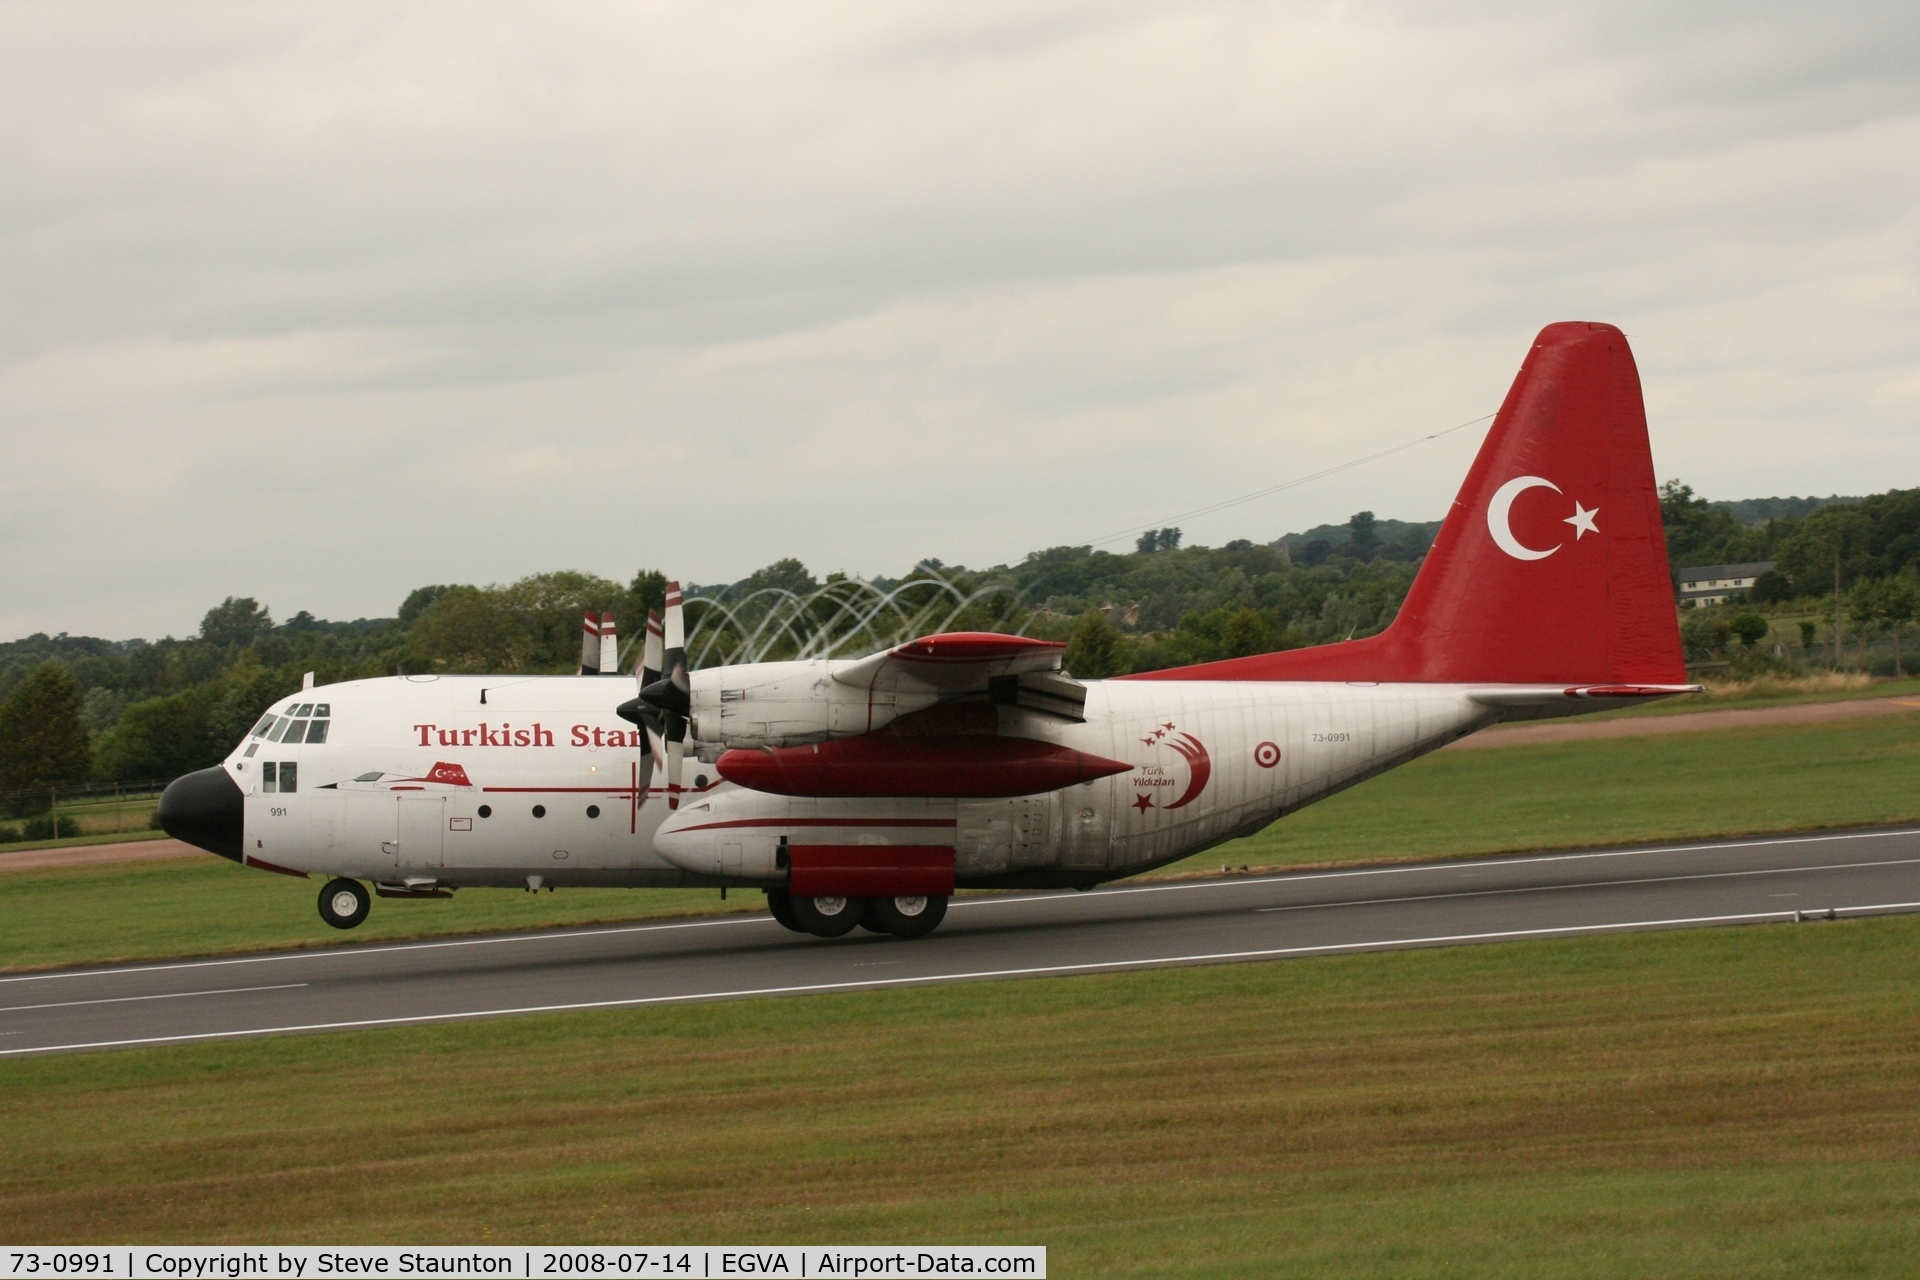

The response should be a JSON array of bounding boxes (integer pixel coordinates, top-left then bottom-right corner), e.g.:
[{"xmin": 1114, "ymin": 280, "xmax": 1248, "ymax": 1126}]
[
  {"xmin": 616, "ymin": 607, "xmax": 668, "ymax": 805},
  {"xmin": 638, "ymin": 582, "xmax": 691, "ymax": 809}
]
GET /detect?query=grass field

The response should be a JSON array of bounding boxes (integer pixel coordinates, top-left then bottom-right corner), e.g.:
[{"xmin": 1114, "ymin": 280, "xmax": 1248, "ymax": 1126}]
[
  {"xmin": 3, "ymin": 914, "xmax": 1917, "ymax": 1275},
  {"xmin": 4, "ymin": 714, "xmax": 1916, "ymax": 973},
  {"xmin": 1162, "ymin": 709, "xmax": 1920, "ymax": 875}
]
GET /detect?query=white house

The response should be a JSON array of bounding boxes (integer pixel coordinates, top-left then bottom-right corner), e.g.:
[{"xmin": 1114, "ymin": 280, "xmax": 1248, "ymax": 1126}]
[{"xmin": 1676, "ymin": 561, "xmax": 1774, "ymax": 607}]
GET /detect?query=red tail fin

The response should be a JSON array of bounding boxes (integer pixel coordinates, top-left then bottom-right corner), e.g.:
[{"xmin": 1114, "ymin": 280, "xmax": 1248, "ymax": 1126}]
[{"xmin": 1130, "ymin": 322, "xmax": 1684, "ymax": 685}]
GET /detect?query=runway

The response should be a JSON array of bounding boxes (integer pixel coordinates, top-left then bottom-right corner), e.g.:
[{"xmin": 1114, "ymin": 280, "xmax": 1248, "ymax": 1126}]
[{"xmin": 5, "ymin": 825, "xmax": 1919, "ymax": 1057}]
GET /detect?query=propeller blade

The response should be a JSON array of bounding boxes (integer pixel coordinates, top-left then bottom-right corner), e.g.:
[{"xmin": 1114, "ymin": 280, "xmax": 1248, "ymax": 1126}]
[
  {"xmin": 665, "ymin": 735, "xmax": 686, "ymax": 810},
  {"xmin": 642, "ymin": 608, "xmax": 663, "ymax": 689},
  {"xmin": 659, "ymin": 584, "xmax": 689, "ymax": 808},
  {"xmin": 639, "ymin": 583, "xmax": 691, "ymax": 720},
  {"xmin": 598, "ymin": 611, "xmax": 618, "ymax": 675},
  {"xmin": 577, "ymin": 610, "xmax": 601, "ymax": 675}
]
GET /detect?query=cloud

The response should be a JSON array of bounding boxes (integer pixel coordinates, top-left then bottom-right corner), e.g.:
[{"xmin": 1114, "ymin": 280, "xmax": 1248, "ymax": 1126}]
[{"xmin": 1, "ymin": 0, "xmax": 1916, "ymax": 637}]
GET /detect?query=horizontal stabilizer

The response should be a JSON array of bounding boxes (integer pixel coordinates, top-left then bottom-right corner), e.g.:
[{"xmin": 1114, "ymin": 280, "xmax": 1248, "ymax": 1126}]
[{"xmin": 1469, "ymin": 683, "xmax": 1703, "ymax": 708}]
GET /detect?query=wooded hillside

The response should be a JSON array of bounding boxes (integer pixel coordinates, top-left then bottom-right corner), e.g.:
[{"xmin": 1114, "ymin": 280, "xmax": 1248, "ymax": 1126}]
[{"xmin": 2, "ymin": 483, "xmax": 1913, "ymax": 789}]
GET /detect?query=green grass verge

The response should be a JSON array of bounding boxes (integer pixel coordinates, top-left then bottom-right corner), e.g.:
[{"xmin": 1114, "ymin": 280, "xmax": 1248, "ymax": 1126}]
[
  {"xmin": 0, "ymin": 826, "xmax": 170, "ymax": 855},
  {"xmin": 1580, "ymin": 674, "xmax": 1920, "ymax": 721},
  {"xmin": 4, "ymin": 715, "xmax": 1916, "ymax": 972},
  {"xmin": 3, "ymin": 915, "xmax": 1918, "ymax": 1274},
  {"xmin": 0, "ymin": 858, "xmax": 758, "ymax": 972},
  {"xmin": 1165, "ymin": 711, "xmax": 1920, "ymax": 874}
]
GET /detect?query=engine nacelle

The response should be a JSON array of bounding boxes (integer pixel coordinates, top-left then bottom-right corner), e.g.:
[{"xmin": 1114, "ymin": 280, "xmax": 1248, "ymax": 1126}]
[{"xmin": 687, "ymin": 661, "xmax": 938, "ymax": 748}]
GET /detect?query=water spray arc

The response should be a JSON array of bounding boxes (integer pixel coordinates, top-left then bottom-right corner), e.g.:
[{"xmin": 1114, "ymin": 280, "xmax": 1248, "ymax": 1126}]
[{"xmin": 678, "ymin": 575, "xmax": 1028, "ymax": 669}]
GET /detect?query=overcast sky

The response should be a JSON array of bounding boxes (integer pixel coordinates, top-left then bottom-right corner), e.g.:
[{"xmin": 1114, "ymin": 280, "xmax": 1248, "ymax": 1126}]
[{"xmin": 3, "ymin": 2, "xmax": 1916, "ymax": 639}]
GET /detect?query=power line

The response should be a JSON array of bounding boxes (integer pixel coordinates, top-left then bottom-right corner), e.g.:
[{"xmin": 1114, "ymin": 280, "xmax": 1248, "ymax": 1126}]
[{"xmin": 1088, "ymin": 412, "xmax": 1496, "ymax": 549}]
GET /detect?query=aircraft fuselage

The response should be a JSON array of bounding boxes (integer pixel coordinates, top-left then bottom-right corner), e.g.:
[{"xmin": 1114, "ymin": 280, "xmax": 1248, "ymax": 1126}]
[{"xmin": 217, "ymin": 672, "xmax": 1623, "ymax": 892}]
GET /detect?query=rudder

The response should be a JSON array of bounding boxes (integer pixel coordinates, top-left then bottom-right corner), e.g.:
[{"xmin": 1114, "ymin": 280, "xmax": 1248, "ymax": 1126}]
[{"xmin": 1127, "ymin": 322, "xmax": 1685, "ymax": 686}]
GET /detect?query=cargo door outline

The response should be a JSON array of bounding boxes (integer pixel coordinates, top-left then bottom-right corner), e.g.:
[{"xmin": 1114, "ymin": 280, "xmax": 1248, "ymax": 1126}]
[{"xmin": 396, "ymin": 795, "xmax": 446, "ymax": 869}]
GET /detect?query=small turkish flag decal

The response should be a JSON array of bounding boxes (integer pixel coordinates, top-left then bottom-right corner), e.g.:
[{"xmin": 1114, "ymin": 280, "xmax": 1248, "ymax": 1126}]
[{"xmin": 401, "ymin": 761, "xmax": 473, "ymax": 787}]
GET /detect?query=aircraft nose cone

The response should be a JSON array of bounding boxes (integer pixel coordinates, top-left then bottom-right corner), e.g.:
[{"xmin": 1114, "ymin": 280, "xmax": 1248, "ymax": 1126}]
[{"xmin": 157, "ymin": 766, "xmax": 244, "ymax": 862}]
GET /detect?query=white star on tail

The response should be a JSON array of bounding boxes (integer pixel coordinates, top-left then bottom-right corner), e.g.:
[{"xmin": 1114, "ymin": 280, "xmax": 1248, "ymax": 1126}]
[{"xmin": 1564, "ymin": 502, "xmax": 1600, "ymax": 539}]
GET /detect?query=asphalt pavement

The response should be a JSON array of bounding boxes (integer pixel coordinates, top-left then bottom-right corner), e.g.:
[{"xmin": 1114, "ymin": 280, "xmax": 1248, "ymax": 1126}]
[{"xmin": 5, "ymin": 826, "xmax": 1919, "ymax": 1057}]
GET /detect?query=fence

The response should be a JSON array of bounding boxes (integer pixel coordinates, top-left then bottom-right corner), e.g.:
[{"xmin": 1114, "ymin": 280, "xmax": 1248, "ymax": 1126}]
[
  {"xmin": 0, "ymin": 776, "xmax": 178, "ymax": 843},
  {"xmin": 1751, "ymin": 632, "xmax": 1911, "ymax": 678}
]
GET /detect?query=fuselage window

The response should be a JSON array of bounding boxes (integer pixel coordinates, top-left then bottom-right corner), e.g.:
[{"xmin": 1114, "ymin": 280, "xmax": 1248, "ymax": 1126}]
[
  {"xmin": 586, "ymin": 805, "xmax": 600, "ymax": 819},
  {"xmin": 262, "ymin": 762, "xmax": 278, "ymax": 793},
  {"xmin": 477, "ymin": 804, "xmax": 492, "ymax": 818},
  {"xmin": 279, "ymin": 762, "xmax": 298, "ymax": 793},
  {"xmin": 532, "ymin": 804, "xmax": 546, "ymax": 818}
]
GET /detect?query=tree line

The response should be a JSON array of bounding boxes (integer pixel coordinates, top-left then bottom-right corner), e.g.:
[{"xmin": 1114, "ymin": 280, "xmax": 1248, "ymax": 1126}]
[{"xmin": 2, "ymin": 484, "xmax": 1913, "ymax": 796}]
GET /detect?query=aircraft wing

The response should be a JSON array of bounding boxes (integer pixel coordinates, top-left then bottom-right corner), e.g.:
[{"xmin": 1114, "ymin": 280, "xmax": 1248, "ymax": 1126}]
[{"xmin": 832, "ymin": 632, "xmax": 1067, "ymax": 695}]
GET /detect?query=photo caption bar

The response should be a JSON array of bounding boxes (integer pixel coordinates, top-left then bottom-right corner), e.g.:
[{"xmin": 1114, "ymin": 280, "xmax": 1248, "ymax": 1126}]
[{"xmin": 0, "ymin": 1249, "xmax": 1044, "ymax": 1280}]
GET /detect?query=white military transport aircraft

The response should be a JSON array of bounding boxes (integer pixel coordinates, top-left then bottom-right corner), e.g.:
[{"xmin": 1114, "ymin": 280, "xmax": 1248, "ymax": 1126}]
[{"xmin": 159, "ymin": 322, "xmax": 1696, "ymax": 940}]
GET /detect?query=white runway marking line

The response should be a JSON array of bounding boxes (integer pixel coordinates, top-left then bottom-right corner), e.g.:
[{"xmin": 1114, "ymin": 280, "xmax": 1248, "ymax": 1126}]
[
  {"xmin": 0, "ymin": 983, "xmax": 307, "ymax": 1014},
  {"xmin": 950, "ymin": 827, "xmax": 1920, "ymax": 909},
  {"xmin": 0, "ymin": 913, "xmax": 776, "ymax": 985},
  {"xmin": 3, "ymin": 827, "xmax": 1913, "ymax": 989},
  {"xmin": 1252, "ymin": 856, "xmax": 1920, "ymax": 914},
  {"xmin": 7, "ymin": 900, "xmax": 1920, "ymax": 1057}
]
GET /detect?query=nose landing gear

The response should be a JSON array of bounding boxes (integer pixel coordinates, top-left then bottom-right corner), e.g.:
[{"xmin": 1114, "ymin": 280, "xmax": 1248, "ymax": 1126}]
[{"xmin": 318, "ymin": 878, "xmax": 371, "ymax": 930}]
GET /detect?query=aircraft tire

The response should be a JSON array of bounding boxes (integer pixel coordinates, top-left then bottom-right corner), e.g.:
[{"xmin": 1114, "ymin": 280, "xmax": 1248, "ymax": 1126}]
[
  {"xmin": 866, "ymin": 894, "xmax": 948, "ymax": 939},
  {"xmin": 317, "ymin": 878, "xmax": 370, "ymax": 930},
  {"xmin": 764, "ymin": 888, "xmax": 807, "ymax": 933},
  {"xmin": 856, "ymin": 898, "xmax": 891, "ymax": 934},
  {"xmin": 790, "ymin": 894, "xmax": 865, "ymax": 938}
]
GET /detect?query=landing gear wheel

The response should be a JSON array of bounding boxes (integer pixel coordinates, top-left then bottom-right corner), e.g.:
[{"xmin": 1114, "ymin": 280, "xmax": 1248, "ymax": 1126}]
[
  {"xmin": 863, "ymin": 894, "xmax": 948, "ymax": 939},
  {"xmin": 765, "ymin": 888, "xmax": 806, "ymax": 934},
  {"xmin": 318, "ymin": 878, "xmax": 370, "ymax": 930},
  {"xmin": 790, "ymin": 894, "xmax": 866, "ymax": 938}
]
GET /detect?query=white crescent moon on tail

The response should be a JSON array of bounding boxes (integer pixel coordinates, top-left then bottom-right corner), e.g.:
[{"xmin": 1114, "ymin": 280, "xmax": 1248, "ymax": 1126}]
[{"xmin": 1487, "ymin": 475, "xmax": 1562, "ymax": 561}]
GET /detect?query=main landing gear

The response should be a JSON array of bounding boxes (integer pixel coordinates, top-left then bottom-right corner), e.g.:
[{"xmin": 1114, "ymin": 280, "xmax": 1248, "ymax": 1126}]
[
  {"xmin": 318, "ymin": 878, "xmax": 371, "ymax": 930},
  {"xmin": 767, "ymin": 889, "xmax": 948, "ymax": 940}
]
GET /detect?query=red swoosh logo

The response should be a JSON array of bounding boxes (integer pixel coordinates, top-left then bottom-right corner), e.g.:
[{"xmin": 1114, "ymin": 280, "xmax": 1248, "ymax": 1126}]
[{"xmin": 1163, "ymin": 733, "xmax": 1210, "ymax": 809}]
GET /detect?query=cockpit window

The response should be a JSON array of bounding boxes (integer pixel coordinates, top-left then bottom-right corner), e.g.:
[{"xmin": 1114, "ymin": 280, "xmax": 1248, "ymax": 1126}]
[
  {"xmin": 261, "ymin": 710, "xmax": 330, "ymax": 745},
  {"xmin": 295, "ymin": 703, "xmax": 314, "ymax": 717},
  {"xmin": 249, "ymin": 714, "xmax": 277, "ymax": 739},
  {"xmin": 313, "ymin": 703, "xmax": 330, "ymax": 717}
]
